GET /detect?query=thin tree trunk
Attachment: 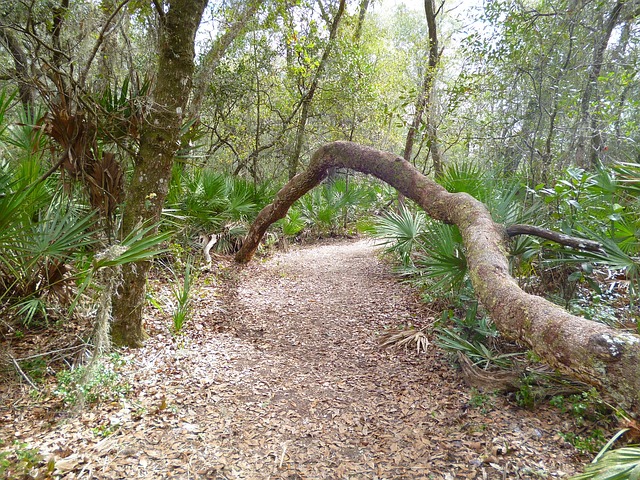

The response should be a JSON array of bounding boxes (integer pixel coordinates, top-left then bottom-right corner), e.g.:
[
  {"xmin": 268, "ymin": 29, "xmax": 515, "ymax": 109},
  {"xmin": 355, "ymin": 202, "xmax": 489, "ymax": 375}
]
[
  {"xmin": 110, "ymin": 0, "xmax": 208, "ymax": 347},
  {"xmin": 287, "ymin": 0, "xmax": 346, "ymax": 180},
  {"xmin": 402, "ymin": 0, "xmax": 442, "ymax": 175},
  {"xmin": 235, "ymin": 141, "xmax": 640, "ymax": 416},
  {"xmin": 189, "ymin": 2, "xmax": 260, "ymax": 118},
  {"xmin": 575, "ymin": 1, "xmax": 624, "ymax": 168},
  {"xmin": 354, "ymin": 0, "xmax": 370, "ymax": 42},
  {"xmin": 0, "ymin": 27, "xmax": 35, "ymax": 116}
]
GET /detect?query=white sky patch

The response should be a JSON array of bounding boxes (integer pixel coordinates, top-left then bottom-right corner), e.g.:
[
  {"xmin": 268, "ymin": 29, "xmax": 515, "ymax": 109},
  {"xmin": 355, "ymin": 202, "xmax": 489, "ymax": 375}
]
[{"xmin": 373, "ymin": 0, "xmax": 482, "ymax": 15}]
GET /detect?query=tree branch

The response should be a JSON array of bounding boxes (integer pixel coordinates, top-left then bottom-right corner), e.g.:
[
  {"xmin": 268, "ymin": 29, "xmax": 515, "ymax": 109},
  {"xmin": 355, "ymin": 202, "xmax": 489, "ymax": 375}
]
[
  {"xmin": 506, "ymin": 224, "xmax": 605, "ymax": 253},
  {"xmin": 78, "ymin": 0, "xmax": 131, "ymax": 89}
]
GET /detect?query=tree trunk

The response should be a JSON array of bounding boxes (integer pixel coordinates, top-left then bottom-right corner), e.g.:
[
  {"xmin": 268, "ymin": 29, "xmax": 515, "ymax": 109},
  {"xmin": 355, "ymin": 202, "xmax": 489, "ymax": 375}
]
[
  {"xmin": 188, "ymin": 2, "xmax": 260, "ymax": 118},
  {"xmin": 0, "ymin": 27, "xmax": 35, "ymax": 116},
  {"xmin": 353, "ymin": 0, "xmax": 370, "ymax": 42},
  {"xmin": 402, "ymin": 0, "xmax": 442, "ymax": 176},
  {"xmin": 235, "ymin": 141, "xmax": 640, "ymax": 416},
  {"xmin": 287, "ymin": 0, "xmax": 346, "ymax": 180},
  {"xmin": 575, "ymin": 1, "xmax": 624, "ymax": 168},
  {"xmin": 110, "ymin": 0, "xmax": 207, "ymax": 347}
]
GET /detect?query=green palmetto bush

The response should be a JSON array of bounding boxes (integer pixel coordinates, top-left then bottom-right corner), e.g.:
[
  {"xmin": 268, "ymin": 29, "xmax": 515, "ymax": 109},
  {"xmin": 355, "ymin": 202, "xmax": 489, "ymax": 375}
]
[
  {"xmin": 571, "ymin": 428, "xmax": 640, "ymax": 480},
  {"xmin": 0, "ymin": 94, "xmax": 170, "ymax": 329},
  {"xmin": 530, "ymin": 164, "xmax": 640, "ymax": 306},
  {"xmin": 412, "ymin": 222, "xmax": 468, "ymax": 294},
  {"xmin": 0, "ymin": 152, "xmax": 98, "ymax": 325},
  {"xmin": 277, "ymin": 208, "xmax": 306, "ymax": 237},
  {"xmin": 614, "ymin": 160, "xmax": 640, "ymax": 197},
  {"xmin": 167, "ymin": 167, "xmax": 259, "ymax": 231},
  {"xmin": 0, "ymin": 173, "xmax": 170, "ymax": 327},
  {"xmin": 166, "ymin": 167, "xmax": 267, "ymax": 255},
  {"xmin": 297, "ymin": 177, "xmax": 377, "ymax": 236},
  {"xmin": 438, "ymin": 161, "xmax": 491, "ymax": 203},
  {"xmin": 373, "ymin": 204, "xmax": 426, "ymax": 265},
  {"xmin": 373, "ymin": 203, "xmax": 469, "ymax": 296},
  {"xmin": 548, "ymin": 227, "xmax": 640, "ymax": 304}
]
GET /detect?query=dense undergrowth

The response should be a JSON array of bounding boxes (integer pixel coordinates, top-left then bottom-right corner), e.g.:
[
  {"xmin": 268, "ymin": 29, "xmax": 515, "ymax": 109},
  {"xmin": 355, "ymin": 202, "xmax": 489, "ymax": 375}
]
[{"xmin": 372, "ymin": 161, "xmax": 640, "ymax": 477}]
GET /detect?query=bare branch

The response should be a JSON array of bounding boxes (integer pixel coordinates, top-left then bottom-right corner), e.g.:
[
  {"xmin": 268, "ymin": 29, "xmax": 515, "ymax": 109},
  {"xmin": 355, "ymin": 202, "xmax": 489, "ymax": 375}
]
[
  {"xmin": 78, "ymin": 0, "xmax": 131, "ymax": 89},
  {"xmin": 507, "ymin": 224, "xmax": 605, "ymax": 253}
]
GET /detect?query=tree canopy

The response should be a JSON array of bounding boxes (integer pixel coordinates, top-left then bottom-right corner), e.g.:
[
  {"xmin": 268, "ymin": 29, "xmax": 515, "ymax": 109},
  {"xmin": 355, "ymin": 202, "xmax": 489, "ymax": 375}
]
[{"xmin": 1, "ymin": 1, "xmax": 640, "ymax": 471}]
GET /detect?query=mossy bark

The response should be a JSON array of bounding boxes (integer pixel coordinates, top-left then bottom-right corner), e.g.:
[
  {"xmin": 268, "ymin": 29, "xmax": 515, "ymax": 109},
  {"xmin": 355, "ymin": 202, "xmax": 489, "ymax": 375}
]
[
  {"xmin": 236, "ymin": 141, "xmax": 640, "ymax": 416},
  {"xmin": 111, "ymin": 0, "xmax": 207, "ymax": 348}
]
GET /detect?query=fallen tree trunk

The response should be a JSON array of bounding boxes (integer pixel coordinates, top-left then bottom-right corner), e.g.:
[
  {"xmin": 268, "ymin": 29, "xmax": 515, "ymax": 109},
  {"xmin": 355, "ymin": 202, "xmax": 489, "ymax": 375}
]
[{"xmin": 235, "ymin": 141, "xmax": 640, "ymax": 416}]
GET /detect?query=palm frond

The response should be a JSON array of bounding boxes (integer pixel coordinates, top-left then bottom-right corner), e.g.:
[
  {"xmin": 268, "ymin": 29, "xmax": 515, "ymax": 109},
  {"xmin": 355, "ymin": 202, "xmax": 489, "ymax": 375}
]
[
  {"xmin": 571, "ymin": 445, "xmax": 640, "ymax": 480},
  {"xmin": 549, "ymin": 227, "xmax": 639, "ymax": 297},
  {"xmin": 379, "ymin": 326, "xmax": 430, "ymax": 354},
  {"xmin": 414, "ymin": 222, "xmax": 467, "ymax": 292},
  {"xmin": 372, "ymin": 205, "xmax": 426, "ymax": 263},
  {"xmin": 438, "ymin": 161, "xmax": 490, "ymax": 203}
]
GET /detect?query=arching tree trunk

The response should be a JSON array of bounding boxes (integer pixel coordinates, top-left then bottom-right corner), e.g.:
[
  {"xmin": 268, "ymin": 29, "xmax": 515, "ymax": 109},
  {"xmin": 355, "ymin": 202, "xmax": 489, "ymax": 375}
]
[{"xmin": 235, "ymin": 141, "xmax": 640, "ymax": 416}]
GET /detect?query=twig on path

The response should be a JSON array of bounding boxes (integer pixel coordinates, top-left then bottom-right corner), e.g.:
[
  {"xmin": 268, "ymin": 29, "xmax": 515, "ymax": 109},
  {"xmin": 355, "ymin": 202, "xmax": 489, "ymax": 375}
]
[
  {"xmin": 10, "ymin": 355, "xmax": 38, "ymax": 390},
  {"xmin": 278, "ymin": 441, "xmax": 290, "ymax": 468}
]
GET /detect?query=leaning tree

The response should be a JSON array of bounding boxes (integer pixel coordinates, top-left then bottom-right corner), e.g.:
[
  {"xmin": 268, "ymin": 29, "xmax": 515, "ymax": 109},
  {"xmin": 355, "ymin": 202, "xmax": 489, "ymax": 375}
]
[{"xmin": 235, "ymin": 141, "xmax": 640, "ymax": 417}]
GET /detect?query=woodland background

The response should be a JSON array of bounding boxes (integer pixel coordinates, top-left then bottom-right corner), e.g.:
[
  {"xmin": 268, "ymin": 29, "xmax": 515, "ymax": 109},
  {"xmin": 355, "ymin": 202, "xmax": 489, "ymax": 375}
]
[{"xmin": 1, "ymin": 0, "xmax": 640, "ymax": 477}]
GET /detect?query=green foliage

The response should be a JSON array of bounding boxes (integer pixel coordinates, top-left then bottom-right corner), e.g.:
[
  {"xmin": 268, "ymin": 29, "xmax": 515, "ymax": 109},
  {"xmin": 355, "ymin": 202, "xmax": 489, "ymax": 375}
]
[
  {"xmin": 469, "ymin": 388, "xmax": 496, "ymax": 413},
  {"xmin": 170, "ymin": 258, "xmax": 197, "ymax": 335},
  {"xmin": 434, "ymin": 308, "xmax": 515, "ymax": 370},
  {"xmin": 373, "ymin": 204, "xmax": 426, "ymax": 264},
  {"xmin": 0, "ymin": 440, "xmax": 45, "ymax": 479},
  {"xmin": 0, "ymin": 166, "xmax": 98, "ymax": 325},
  {"xmin": 614, "ymin": 161, "xmax": 640, "ymax": 197},
  {"xmin": 572, "ymin": 447, "xmax": 640, "ymax": 479},
  {"xmin": 550, "ymin": 389, "xmax": 610, "ymax": 427},
  {"xmin": 278, "ymin": 209, "xmax": 306, "ymax": 237},
  {"xmin": 166, "ymin": 168, "xmax": 266, "ymax": 254},
  {"xmin": 571, "ymin": 430, "xmax": 640, "ymax": 480},
  {"xmin": 515, "ymin": 376, "xmax": 538, "ymax": 409},
  {"xmin": 412, "ymin": 222, "xmax": 468, "ymax": 294},
  {"xmin": 54, "ymin": 354, "xmax": 130, "ymax": 407},
  {"xmin": 297, "ymin": 177, "xmax": 376, "ymax": 236},
  {"xmin": 91, "ymin": 224, "xmax": 171, "ymax": 270},
  {"xmin": 561, "ymin": 430, "xmax": 607, "ymax": 456},
  {"xmin": 438, "ymin": 161, "xmax": 490, "ymax": 203},
  {"xmin": 436, "ymin": 326, "xmax": 515, "ymax": 369},
  {"xmin": 553, "ymin": 228, "xmax": 640, "ymax": 300}
]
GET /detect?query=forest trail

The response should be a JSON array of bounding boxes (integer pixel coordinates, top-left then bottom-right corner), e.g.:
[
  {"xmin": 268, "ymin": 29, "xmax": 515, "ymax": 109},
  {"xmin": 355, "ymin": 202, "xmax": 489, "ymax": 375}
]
[{"xmin": 3, "ymin": 239, "xmax": 584, "ymax": 479}]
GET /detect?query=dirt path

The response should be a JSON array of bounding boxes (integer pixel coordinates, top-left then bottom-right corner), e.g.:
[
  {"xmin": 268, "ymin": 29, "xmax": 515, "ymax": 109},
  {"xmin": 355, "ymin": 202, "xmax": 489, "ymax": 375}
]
[{"xmin": 2, "ymin": 239, "xmax": 585, "ymax": 479}]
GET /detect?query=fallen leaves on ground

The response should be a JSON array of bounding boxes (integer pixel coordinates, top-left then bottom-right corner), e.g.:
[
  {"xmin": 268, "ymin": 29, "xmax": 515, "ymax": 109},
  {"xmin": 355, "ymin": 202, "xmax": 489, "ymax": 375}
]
[{"xmin": 1, "ymin": 239, "xmax": 589, "ymax": 478}]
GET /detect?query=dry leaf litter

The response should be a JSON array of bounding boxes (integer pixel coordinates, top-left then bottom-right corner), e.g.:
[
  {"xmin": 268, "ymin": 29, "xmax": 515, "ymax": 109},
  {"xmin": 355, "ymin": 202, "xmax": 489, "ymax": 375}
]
[{"xmin": 1, "ymin": 239, "xmax": 590, "ymax": 479}]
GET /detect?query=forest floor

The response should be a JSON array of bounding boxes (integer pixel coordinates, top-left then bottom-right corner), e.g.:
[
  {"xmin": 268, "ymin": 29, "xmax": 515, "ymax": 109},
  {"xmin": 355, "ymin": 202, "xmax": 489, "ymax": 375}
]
[{"xmin": 1, "ymin": 238, "xmax": 596, "ymax": 479}]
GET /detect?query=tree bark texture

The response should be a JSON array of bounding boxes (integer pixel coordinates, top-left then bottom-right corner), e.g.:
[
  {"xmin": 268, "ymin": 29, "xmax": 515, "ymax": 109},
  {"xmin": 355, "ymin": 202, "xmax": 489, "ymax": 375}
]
[
  {"xmin": 235, "ymin": 141, "xmax": 640, "ymax": 416},
  {"xmin": 111, "ymin": 0, "xmax": 207, "ymax": 347}
]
